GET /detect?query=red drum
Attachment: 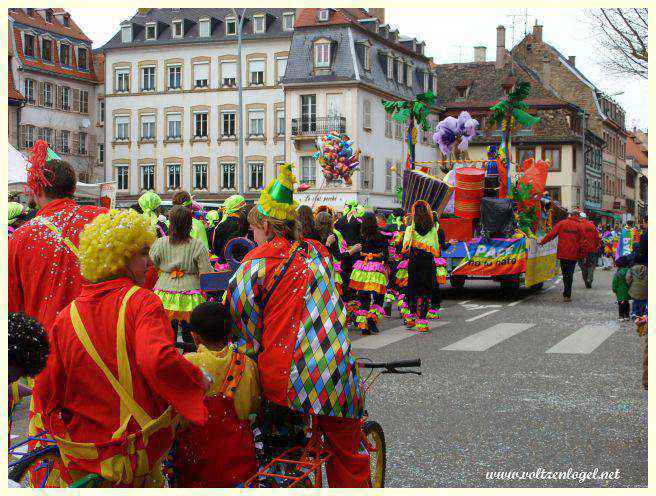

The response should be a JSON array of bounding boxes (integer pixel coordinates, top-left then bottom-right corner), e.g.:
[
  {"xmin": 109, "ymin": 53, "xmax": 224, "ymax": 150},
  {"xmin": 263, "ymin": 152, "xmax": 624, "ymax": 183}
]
[{"xmin": 454, "ymin": 167, "xmax": 485, "ymax": 219}]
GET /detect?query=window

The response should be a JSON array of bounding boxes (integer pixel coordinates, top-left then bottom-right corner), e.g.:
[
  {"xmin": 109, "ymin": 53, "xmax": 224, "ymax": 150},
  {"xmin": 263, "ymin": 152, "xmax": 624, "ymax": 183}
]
[
  {"xmin": 145, "ymin": 23, "xmax": 156, "ymax": 40},
  {"xmin": 385, "ymin": 111, "xmax": 392, "ymax": 138},
  {"xmin": 77, "ymin": 47, "xmax": 88, "ymax": 70},
  {"xmin": 42, "ymin": 127, "xmax": 53, "ymax": 145},
  {"xmin": 193, "ymin": 163, "xmax": 208, "ymax": 190},
  {"xmin": 59, "ymin": 86, "xmax": 70, "ymax": 110},
  {"xmin": 545, "ymin": 186, "xmax": 561, "ymax": 204},
  {"xmin": 300, "ymin": 156, "xmax": 316, "ymax": 186},
  {"xmin": 385, "ymin": 159, "xmax": 393, "ymax": 191},
  {"xmin": 41, "ymin": 38, "xmax": 53, "ymax": 63},
  {"xmin": 168, "ymin": 65, "xmax": 181, "ymax": 89},
  {"xmin": 166, "ymin": 113, "xmax": 181, "ymax": 139},
  {"xmin": 199, "ymin": 18, "xmax": 211, "ymax": 37},
  {"xmin": 141, "ymin": 66, "xmax": 155, "ymax": 91},
  {"xmin": 394, "ymin": 120, "xmax": 402, "ymax": 141},
  {"xmin": 406, "ymin": 63, "xmax": 413, "ymax": 87},
  {"xmin": 249, "ymin": 60, "xmax": 265, "ymax": 85},
  {"xmin": 43, "ymin": 82, "xmax": 53, "ymax": 107},
  {"xmin": 363, "ymin": 99, "xmax": 372, "ymax": 130},
  {"xmin": 167, "ymin": 164, "xmax": 181, "ymax": 190},
  {"xmin": 193, "ymin": 63, "xmax": 209, "ymax": 88},
  {"xmin": 396, "ymin": 59, "xmax": 404, "ymax": 84},
  {"xmin": 99, "ymin": 99, "xmax": 105, "ymax": 124},
  {"xmin": 542, "ymin": 146, "xmax": 561, "ymax": 172},
  {"xmin": 318, "ymin": 9, "xmax": 330, "ymax": 22},
  {"xmin": 25, "ymin": 79, "xmax": 35, "ymax": 103},
  {"xmin": 221, "ymin": 112, "xmax": 236, "ymax": 137},
  {"xmin": 253, "ymin": 14, "xmax": 265, "ymax": 34},
  {"xmin": 194, "ymin": 111, "xmax": 208, "ymax": 138},
  {"xmin": 276, "ymin": 57, "xmax": 287, "ymax": 83},
  {"xmin": 78, "ymin": 132, "xmax": 87, "ymax": 155},
  {"xmin": 423, "ymin": 73, "xmax": 430, "ymax": 92},
  {"xmin": 276, "ymin": 109, "xmax": 285, "ymax": 136},
  {"xmin": 140, "ymin": 114, "xmax": 156, "ymax": 140},
  {"xmin": 60, "ymin": 130, "xmax": 70, "ymax": 153},
  {"xmin": 116, "ymin": 68, "xmax": 130, "ymax": 93},
  {"xmin": 364, "ymin": 45, "xmax": 371, "ymax": 71},
  {"xmin": 21, "ymin": 125, "xmax": 36, "ymax": 148},
  {"xmin": 314, "ymin": 42, "xmax": 330, "ymax": 68},
  {"xmin": 572, "ymin": 147, "xmax": 577, "ymax": 172},
  {"xmin": 141, "ymin": 164, "xmax": 154, "ymax": 190},
  {"xmin": 300, "ymin": 94, "xmax": 317, "ymax": 132},
  {"xmin": 516, "ymin": 147, "xmax": 535, "ymax": 167},
  {"xmin": 386, "ymin": 55, "xmax": 393, "ymax": 79},
  {"xmin": 226, "ymin": 17, "xmax": 236, "ymax": 35},
  {"xmin": 249, "ymin": 110, "xmax": 264, "ymax": 137},
  {"xmin": 172, "ymin": 20, "xmax": 183, "ymax": 38},
  {"xmin": 79, "ymin": 89, "xmax": 88, "ymax": 114},
  {"xmin": 24, "ymin": 33, "xmax": 36, "ymax": 57},
  {"xmin": 98, "ymin": 143, "xmax": 104, "ymax": 163},
  {"xmin": 360, "ymin": 156, "xmax": 373, "ymax": 189},
  {"xmin": 121, "ymin": 24, "xmax": 132, "ymax": 43},
  {"xmin": 282, "ymin": 12, "xmax": 295, "ymax": 31},
  {"xmin": 221, "ymin": 61, "xmax": 236, "ymax": 87},
  {"xmin": 115, "ymin": 116, "xmax": 130, "ymax": 140},
  {"xmin": 249, "ymin": 162, "xmax": 264, "ymax": 189},
  {"xmin": 222, "ymin": 163, "xmax": 236, "ymax": 189},
  {"xmin": 116, "ymin": 165, "xmax": 129, "ymax": 190},
  {"xmin": 59, "ymin": 43, "xmax": 70, "ymax": 67}
]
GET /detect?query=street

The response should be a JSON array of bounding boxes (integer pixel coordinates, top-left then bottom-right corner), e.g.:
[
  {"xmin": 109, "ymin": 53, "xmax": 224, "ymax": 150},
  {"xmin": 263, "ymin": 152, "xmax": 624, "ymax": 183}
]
[{"xmin": 352, "ymin": 267, "xmax": 648, "ymax": 487}]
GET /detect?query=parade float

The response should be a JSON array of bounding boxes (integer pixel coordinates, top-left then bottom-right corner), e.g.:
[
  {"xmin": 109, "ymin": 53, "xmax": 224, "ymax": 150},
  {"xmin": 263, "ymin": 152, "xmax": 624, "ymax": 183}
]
[{"xmin": 385, "ymin": 83, "xmax": 561, "ymax": 293}]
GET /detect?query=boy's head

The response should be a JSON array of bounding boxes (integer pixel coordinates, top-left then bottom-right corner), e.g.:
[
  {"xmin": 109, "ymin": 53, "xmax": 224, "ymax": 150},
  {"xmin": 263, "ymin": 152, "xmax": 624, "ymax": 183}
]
[
  {"xmin": 8, "ymin": 312, "xmax": 50, "ymax": 383},
  {"xmin": 616, "ymin": 255, "xmax": 633, "ymax": 269},
  {"xmin": 190, "ymin": 302, "xmax": 231, "ymax": 347}
]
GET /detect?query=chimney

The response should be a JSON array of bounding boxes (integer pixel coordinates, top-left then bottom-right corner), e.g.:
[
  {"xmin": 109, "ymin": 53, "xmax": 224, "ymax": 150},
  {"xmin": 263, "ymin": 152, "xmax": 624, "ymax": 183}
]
[
  {"xmin": 474, "ymin": 46, "xmax": 486, "ymax": 63},
  {"xmin": 369, "ymin": 8, "xmax": 385, "ymax": 24},
  {"xmin": 496, "ymin": 25, "xmax": 506, "ymax": 69},
  {"xmin": 541, "ymin": 54, "xmax": 551, "ymax": 86},
  {"xmin": 568, "ymin": 55, "xmax": 576, "ymax": 67},
  {"xmin": 533, "ymin": 22, "xmax": 543, "ymax": 42}
]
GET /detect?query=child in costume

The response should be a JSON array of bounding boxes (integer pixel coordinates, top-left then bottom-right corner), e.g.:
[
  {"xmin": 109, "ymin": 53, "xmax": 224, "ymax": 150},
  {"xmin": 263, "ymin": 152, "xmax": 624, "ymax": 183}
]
[
  {"xmin": 349, "ymin": 212, "xmax": 389, "ymax": 335},
  {"xmin": 172, "ymin": 302, "xmax": 260, "ymax": 487},
  {"xmin": 172, "ymin": 190, "xmax": 209, "ymax": 250},
  {"xmin": 151, "ymin": 206, "xmax": 214, "ymax": 343},
  {"xmin": 208, "ymin": 194, "xmax": 248, "ymax": 262},
  {"xmin": 402, "ymin": 201, "xmax": 442, "ymax": 332},
  {"xmin": 382, "ymin": 213, "xmax": 404, "ymax": 317},
  {"xmin": 612, "ymin": 256, "xmax": 632, "ymax": 321},
  {"xmin": 315, "ymin": 206, "xmax": 351, "ymax": 295}
]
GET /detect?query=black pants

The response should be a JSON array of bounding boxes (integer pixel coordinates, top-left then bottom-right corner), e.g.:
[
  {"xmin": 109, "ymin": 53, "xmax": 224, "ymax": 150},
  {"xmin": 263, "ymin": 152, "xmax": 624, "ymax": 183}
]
[
  {"xmin": 618, "ymin": 300, "xmax": 630, "ymax": 318},
  {"xmin": 560, "ymin": 259, "xmax": 577, "ymax": 298},
  {"xmin": 578, "ymin": 252, "xmax": 597, "ymax": 287},
  {"xmin": 406, "ymin": 285, "xmax": 441, "ymax": 319}
]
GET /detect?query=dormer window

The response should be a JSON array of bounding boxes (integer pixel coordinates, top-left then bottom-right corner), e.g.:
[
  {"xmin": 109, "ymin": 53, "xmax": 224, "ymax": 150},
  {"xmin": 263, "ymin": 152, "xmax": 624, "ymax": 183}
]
[
  {"xmin": 386, "ymin": 54, "xmax": 393, "ymax": 79},
  {"xmin": 282, "ymin": 12, "xmax": 295, "ymax": 31},
  {"xmin": 253, "ymin": 14, "xmax": 265, "ymax": 34},
  {"xmin": 77, "ymin": 46, "xmax": 88, "ymax": 70},
  {"xmin": 26, "ymin": 8, "xmax": 35, "ymax": 17},
  {"xmin": 423, "ymin": 73, "xmax": 429, "ymax": 92},
  {"xmin": 406, "ymin": 62, "xmax": 413, "ymax": 86},
  {"xmin": 62, "ymin": 13, "xmax": 70, "ymax": 27},
  {"xmin": 226, "ymin": 16, "xmax": 237, "ymax": 35},
  {"xmin": 172, "ymin": 20, "xmax": 183, "ymax": 38},
  {"xmin": 41, "ymin": 38, "xmax": 53, "ymax": 63},
  {"xmin": 121, "ymin": 23, "xmax": 132, "ymax": 43},
  {"xmin": 45, "ymin": 9, "xmax": 54, "ymax": 23},
  {"xmin": 364, "ymin": 45, "xmax": 371, "ymax": 71},
  {"xmin": 318, "ymin": 9, "xmax": 330, "ymax": 22},
  {"xmin": 145, "ymin": 22, "xmax": 156, "ymax": 40},
  {"xmin": 314, "ymin": 40, "xmax": 330, "ymax": 68},
  {"xmin": 396, "ymin": 59, "xmax": 404, "ymax": 84},
  {"xmin": 23, "ymin": 32, "xmax": 36, "ymax": 58},
  {"xmin": 199, "ymin": 18, "xmax": 211, "ymax": 37},
  {"xmin": 59, "ymin": 43, "xmax": 70, "ymax": 67},
  {"xmin": 456, "ymin": 83, "xmax": 470, "ymax": 100}
]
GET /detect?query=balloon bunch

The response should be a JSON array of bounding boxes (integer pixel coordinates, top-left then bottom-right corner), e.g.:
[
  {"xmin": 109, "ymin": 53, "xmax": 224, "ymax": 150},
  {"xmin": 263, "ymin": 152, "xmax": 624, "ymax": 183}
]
[{"xmin": 313, "ymin": 133, "xmax": 361, "ymax": 185}]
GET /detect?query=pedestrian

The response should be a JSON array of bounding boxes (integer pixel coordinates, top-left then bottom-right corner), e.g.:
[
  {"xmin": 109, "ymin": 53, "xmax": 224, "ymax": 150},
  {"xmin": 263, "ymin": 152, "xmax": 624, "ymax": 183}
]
[
  {"xmin": 39, "ymin": 209, "xmax": 209, "ymax": 487},
  {"xmin": 612, "ymin": 256, "xmax": 632, "ymax": 321},
  {"xmin": 172, "ymin": 301, "xmax": 260, "ymax": 488},
  {"xmin": 634, "ymin": 217, "xmax": 648, "ymax": 266},
  {"xmin": 578, "ymin": 212, "xmax": 601, "ymax": 288},
  {"xmin": 226, "ymin": 163, "xmax": 370, "ymax": 487},
  {"xmin": 539, "ymin": 209, "xmax": 583, "ymax": 303},
  {"xmin": 151, "ymin": 206, "xmax": 214, "ymax": 344},
  {"xmin": 207, "ymin": 194, "xmax": 247, "ymax": 261},
  {"xmin": 315, "ymin": 207, "xmax": 349, "ymax": 295},
  {"xmin": 298, "ymin": 204, "xmax": 321, "ymax": 241},
  {"xmin": 626, "ymin": 261, "xmax": 648, "ymax": 319},
  {"xmin": 172, "ymin": 190, "xmax": 209, "ymax": 250}
]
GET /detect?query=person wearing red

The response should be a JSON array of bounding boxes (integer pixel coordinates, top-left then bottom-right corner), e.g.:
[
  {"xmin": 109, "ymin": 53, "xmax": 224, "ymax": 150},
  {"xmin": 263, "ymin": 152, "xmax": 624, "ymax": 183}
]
[
  {"xmin": 540, "ymin": 210, "xmax": 583, "ymax": 302},
  {"xmin": 40, "ymin": 209, "xmax": 208, "ymax": 487},
  {"xmin": 578, "ymin": 212, "xmax": 601, "ymax": 288}
]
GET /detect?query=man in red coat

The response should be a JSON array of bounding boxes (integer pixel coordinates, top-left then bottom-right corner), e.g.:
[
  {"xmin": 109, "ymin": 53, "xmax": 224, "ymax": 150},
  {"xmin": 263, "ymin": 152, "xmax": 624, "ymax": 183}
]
[
  {"xmin": 540, "ymin": 210, "xmax": 583, "ymax": 302},
  {"xmin": 578, "ymin": 212, "xmax": 601, "ymax": 288}
]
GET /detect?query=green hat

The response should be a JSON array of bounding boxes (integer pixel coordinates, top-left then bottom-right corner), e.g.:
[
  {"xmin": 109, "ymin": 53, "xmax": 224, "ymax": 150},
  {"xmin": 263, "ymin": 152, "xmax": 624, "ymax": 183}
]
[
  {"xmin": 206, "ymin": 210, "xmax": 220, "ymax": 228},
  {"xmin": 220, "ymin": 194, "xmax": 246, "ymax": 223},
  {"xmin": 257, "ymin": 163, "xmax": 299, "ymax": 221},
  {"xmin": 138, "ymin": 191, "xmax": 162, "ymax": 229},
  {"xmin": 8, "ymin": 202, "xmax": 24, "ymax": 225}
]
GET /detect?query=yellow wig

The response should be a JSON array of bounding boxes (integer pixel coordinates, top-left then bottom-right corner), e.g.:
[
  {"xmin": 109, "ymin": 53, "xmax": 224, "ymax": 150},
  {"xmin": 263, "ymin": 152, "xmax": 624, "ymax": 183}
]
[{"xmin": 79, "ymin": 209, "xmax": 155, "ymax": 283}]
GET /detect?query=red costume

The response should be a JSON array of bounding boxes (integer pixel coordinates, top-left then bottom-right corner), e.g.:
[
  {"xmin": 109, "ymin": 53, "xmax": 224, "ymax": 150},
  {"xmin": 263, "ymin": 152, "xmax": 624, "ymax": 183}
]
[
  {"xmin": 540, "ymin": 217, "xmax": 583, "ymax": 260},
  {"xmin": 580, "ymin": 219, "xmax": 601, "ymax": 255},
  {"xmin": 40, "ymin": 279, "xmax": 208, "ymax": 486}
]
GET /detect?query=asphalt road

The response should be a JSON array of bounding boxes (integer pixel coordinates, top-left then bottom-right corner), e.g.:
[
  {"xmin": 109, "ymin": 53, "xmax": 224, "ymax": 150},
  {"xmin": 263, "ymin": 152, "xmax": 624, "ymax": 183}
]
[{"xmin": 351, "ymin": 267, "xmax": 648, "ymax": 488}]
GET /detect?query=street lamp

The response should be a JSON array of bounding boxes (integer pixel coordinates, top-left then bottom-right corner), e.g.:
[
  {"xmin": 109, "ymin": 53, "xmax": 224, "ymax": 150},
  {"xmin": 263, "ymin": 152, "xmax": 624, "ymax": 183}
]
[{"xmin": 233, "ymin": 8, "xmax": 246, "ymax": 195}]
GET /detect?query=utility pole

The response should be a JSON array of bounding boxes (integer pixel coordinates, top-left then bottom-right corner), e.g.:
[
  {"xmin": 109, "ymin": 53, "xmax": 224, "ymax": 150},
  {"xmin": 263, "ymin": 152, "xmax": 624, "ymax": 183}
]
[{"xmin": 234, "ymin": 8, "xmax": 246, "ymax": 195}]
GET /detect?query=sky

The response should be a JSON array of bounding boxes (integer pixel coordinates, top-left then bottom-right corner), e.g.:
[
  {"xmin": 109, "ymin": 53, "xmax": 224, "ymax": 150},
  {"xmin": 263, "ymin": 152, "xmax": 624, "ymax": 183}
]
[{"xmin": 67, "ymin": 7, "xmax": 648, "ymax": 130}]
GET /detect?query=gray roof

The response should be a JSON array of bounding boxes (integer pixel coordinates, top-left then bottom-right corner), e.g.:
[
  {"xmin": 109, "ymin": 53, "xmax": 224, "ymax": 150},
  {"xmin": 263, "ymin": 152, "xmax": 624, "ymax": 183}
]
[
  {"xmin": 101, "ymin": 8, "xmax": 293, "ymax": 50},
  {"xmin": 282, "ymin": 25, "xmax": 437, "ymax": 107}
]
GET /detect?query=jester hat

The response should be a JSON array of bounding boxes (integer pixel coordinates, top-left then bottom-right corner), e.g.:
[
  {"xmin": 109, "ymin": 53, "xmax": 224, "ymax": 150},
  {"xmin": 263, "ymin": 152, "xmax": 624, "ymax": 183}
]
[
  {"xmin": 138, "ymin": 191, "xmax": 163, "ymax": 229},
  {"xmin": 220, "ymin": 194, "xmax": 246, "ymax": 223},
  {"xmin": 257, "ymin": 163, "xmax": 299, "ymax": 222}
]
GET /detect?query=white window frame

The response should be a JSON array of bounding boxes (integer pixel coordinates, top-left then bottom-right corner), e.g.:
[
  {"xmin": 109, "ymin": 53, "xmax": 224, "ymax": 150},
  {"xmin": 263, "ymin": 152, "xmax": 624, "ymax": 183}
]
[
  {"xmin": 115, "ymin": 68, "xmax": 130, "ymax": 93},
  {"xmin": 121, "ymin": 23, "xmax": 132, "ymax": 43},
  {"xmin": 59, "ymin": 42, "xmax": 70, "ymax": 67},
  {"xmin": 249, "ymin": 59, "xmax": 265, "ymax": 86},
  {"xmin": 386, "ymin": 55, "xmax": 393, "ymax": 79},
  {"xmin": 193, "ymin": 62, "xmax": 209, "ymax": 88},
  {"xmin": 385, "ymin": 111, "xmax": 392, "ymax": 138},
  {"xmin": 221, "ymin": 61, "xmax": 236, "ymax": 87},
  {"xmin": 364, "ymin": 45, "xmax": 371, "ymax": 71},
  {"xmin": 115, "ymin": 115, "xmax": 130, "ymax": 141},
  {"xmin": 167, "ymin": 64, "xmax": 182, "ymax": 90},
  {"xmin": 78, "ymin": 132, "xmax": 87, "ymax": 155},
  {"xmin": 43, "ymin": 82, "xmax": 53, "ymax": 108},
  {"xmin": 172, "ymin": 20, "xmax": 183, "ymax": 38},
  {"xmin": 145, "ymin": 22, "xmax": 157, "ymax": 40},
  {"xmin": 396, "ymin": 59, "xmax": 404, "ymax": 84},
  {"xmin": 167, "ymin": 163, "xmax": 181, "ymax": 190},
  {"xmin": 248, "ymin": 110, "xmax": 265, "ymax": 137},
  {"xmin": 221, "ymin": 162, "xmax": 236, "ymax": 190},
  {"xmin": 23, "ymin": 32, "xmax": 36, "ymax": 58},
  {"xmin": 221, "ymin": 111, "xmax": 236, "ymax": 137},
  {"xmin": 61, "ymin": 86, "xmax": 70, "ymax": 110},
  {"xmin": 79, "ymin": 89, "xmax": 89, "ymax": 114},
  {"xmin": 140, "ymin": 164, "xmax": 155, "ymax": 190},
  {"xmin": 276, "ymin": 109, "xmax": 285, "ymax": 136},
  {"xmin": 318, "ymin": 9, "xmax": 330, "ymax": 22},
  {"xmin": 406, "ymin": 63, "xmax": 413, "ymax": 87},
  {"xmin": 41, "ymin": 37, "xmax": 54, "ymax": 63},
  {"xmin": 249, "ymin": 162, "xmax": 265, "ymax": 189},
  {"xmin": 22, "ymin": 125, "xmax": 36, "ymax": 148},
  {"xmin": 140, "ymin": 114, "xmax": 156, "ymax": 141},
  {"xmin": 199, "ymin": 17, "xmax": 211, "ymax": 38},
  {"xmin": 423, "ymin": 73, "xmax": 430, "ymax": 92},
  {"xmin": 141, "ymin": 66, "xmax": 156, "ymax": 92},
  {"xmin": 60, "ymin": 129, "xmax": 70, "ymax": 153},
  {"xmin": 226, "ymin": 16, "xmax": 236, "ymax": 36},
  {"xmin": 192, "ymin": 162, "xmax": 208, "ymax": 190},
  {"xmin": 275, "ymin": 56, "xmax": 287, "ymax": 84},
  {"xmin": 25, "ymin": 79, "xmax": 35, "ymax": 103},
  {"xmin": 98, "ymin": 143, "xmax": 104, "ymax": 163},
  {"xmin": 194, "ymin": 111, "xmax": 208, "ymax": 138},
  {"xmin": 314, "ymin": 42, "xmax": 330, "ymax": 68},
  {"xmin": 385, "ymin": 159, "xmax": 393, "ymax": 191},
  {"xmin": 166, "ymin": 112, "xmax": 182, "ymax": 140},
  {"xmin": 77, "ymin": 46, "xmax": 88, "ymax": 70},
  {"xmin": 253, "ymin": 14, "xmax": 265, "ymax": 34},
  {"xmin": 116, "ymin": 165, "xmax": 129, "ymax": 191},
  {"xmin": 363, "ymin": 99, "xmax": 372, "ymax": 131},
  {"xmin": 300, "ymin": 156, "xmax": 316, "ymax": 186},
  {"xmin": 282, "ymin": 12, "xmax": 295, "ymax": 31}
]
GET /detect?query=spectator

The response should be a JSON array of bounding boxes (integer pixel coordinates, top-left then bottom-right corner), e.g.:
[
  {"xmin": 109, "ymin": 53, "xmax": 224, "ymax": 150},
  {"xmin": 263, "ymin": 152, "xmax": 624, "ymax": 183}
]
[
  {"xmin": 578, "ymin": 212, "xmax": 601, "ymax": 288},
  {"xmin": 612, "ymin": 256, "xmax": 632, "ymax": 321},
  {"xmin": 626, "ymin": 262, "xmax": 648, "ymax": 319}
]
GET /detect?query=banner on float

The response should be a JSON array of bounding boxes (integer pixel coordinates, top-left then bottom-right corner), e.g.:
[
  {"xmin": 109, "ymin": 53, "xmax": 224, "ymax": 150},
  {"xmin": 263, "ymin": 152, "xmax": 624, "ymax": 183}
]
[
  {"xmin": 524, "ymin": 238, "xmax": 558, "ymax": 287},
  {"xmin": 453, "ymin": 238, "xmax": 527, "ymax": 277},
  {"xmin": 100, "ymin": 182, "xmax": 117, "ymax": 210}
]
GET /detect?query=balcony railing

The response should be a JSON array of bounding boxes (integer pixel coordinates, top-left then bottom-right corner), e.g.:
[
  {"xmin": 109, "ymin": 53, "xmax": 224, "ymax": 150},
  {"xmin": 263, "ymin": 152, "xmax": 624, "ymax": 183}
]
[{"xmin": 291, "ymin": 116, "xmax": 346, "ymax": 137}]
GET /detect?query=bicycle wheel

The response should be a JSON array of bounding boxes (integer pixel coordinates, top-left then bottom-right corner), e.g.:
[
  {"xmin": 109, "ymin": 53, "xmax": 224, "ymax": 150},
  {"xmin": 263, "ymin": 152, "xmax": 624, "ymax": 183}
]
[
  {"xmin": 362, "ymin": 420, "xmax": 386, "ymax": 488},
  {"xmin": 9, "ymin": 445, "xmax": 60, "ymax": 487}
]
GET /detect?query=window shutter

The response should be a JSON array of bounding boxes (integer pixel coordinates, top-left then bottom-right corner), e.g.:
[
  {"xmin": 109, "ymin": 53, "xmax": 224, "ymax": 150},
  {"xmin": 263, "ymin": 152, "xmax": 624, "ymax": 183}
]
[
  {"xmin": 72, "ymin": 88, "xmax": 80, "ymax": 113},
  {"xmin": 88, "ymin": 134, "xmax": 96, "ymax": 159},
  {"xmin": 37, "ymin": 127, "xmax": 44, "ymax": 141},
  {"xmin": 71, "ymin": 132, "xmax": 79, "ymax": 156},
  {"xmin": 50, "ymin": 129, "xmax": 58, "ymax": 149},
  {"xmin": 38, "ymin": 81, "xmax": 44, "ymax": 106}
]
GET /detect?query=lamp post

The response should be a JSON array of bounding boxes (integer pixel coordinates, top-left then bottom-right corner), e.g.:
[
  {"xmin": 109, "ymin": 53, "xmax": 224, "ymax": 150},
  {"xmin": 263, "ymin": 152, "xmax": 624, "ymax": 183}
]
[{"xmin": 233, "ymin": 8, "xmax": 246, "ymax": 195}]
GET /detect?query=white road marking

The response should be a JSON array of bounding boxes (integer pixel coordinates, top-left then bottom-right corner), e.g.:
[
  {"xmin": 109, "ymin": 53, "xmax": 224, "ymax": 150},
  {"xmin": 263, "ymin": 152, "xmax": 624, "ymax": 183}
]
[
  {"xmin": 465, "ymin": 309, "xmax": 501, "ymax": 322},
  {"xmin": 459, "ymin": 300, "xmax": 472, "ymax": 305},
  {"xmin": 546, "ymin": 322, "xmax": 618, "ymax": 354},
  {"xmin": 441, "ymin": 323, "xmax": 535, "ymax": 351},
  {"xmin": 507, "ymin": 296, "xmax": 533, "ymax": 307},
  {"xmin": 352, "ymin": 321, "xmax": 450, "ymax": 349}
]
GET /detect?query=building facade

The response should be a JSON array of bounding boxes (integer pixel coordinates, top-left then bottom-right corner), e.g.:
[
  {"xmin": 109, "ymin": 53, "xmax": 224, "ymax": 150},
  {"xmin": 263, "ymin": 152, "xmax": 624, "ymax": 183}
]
[
  {"xmin": 8, "ymin": 51, "xmax": 25, "ymax": 148},
  {"xmin": 626, "ymin": 129, "xmax": 648, "ymax": 222},
  {"xmin": 9, "ymin": 8, "xmax": 103, "ymax": 183},
  {"xmin": 101, "ymin": 8, "xmax": 296, "ymax": 205},
  {"xmin": 283, "ymin": 8, "xmax": 440, "ymax": 210}
]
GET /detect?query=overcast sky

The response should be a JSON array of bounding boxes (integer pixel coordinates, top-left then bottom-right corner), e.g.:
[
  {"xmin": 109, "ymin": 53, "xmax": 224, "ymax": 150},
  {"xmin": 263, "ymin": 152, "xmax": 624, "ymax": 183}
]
[{"xmin": 67, "ymin": 7, "xmax": 647, "ymax": 129}]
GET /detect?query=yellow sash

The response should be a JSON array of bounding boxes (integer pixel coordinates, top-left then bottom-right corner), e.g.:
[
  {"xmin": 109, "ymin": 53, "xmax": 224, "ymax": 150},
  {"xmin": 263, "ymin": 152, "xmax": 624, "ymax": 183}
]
[{"xmin": 43, "ymin": 220, "xmax": 79, "ymax": 258}]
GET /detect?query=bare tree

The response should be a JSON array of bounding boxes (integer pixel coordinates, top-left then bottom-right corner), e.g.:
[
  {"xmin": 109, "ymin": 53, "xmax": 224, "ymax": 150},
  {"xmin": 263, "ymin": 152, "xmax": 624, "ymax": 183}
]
[{"xmin": 587, "ymin": 8, "xmax": 648, "ymax": 79}]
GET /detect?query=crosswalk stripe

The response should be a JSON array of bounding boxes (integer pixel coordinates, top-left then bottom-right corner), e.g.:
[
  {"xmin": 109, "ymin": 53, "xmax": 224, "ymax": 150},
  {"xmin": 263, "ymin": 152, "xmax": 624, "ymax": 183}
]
[
  {"xmin": 441, "ymin": 323, "xmax": 535, "ymax": 351},
  {"xmin": 546, "ymin": 322, "xmax": 618, "ymax": 354},
  {"xmin": 352, "ymin": 321, "xmax": 450, "ymax": 349},
  {"xmin": 465, "ymin": 309, "xmax": 500, "ymax": 322}
]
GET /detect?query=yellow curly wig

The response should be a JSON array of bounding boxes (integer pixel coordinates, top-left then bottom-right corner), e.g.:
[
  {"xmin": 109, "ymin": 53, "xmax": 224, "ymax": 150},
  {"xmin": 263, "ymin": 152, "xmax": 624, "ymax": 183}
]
[{"xmin": 79, "ymin": 209, "xmax": 155, "ymax": 283}]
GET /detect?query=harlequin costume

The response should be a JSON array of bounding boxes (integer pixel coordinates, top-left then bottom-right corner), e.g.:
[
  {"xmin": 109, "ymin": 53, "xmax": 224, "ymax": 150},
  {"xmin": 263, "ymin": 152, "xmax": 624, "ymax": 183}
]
[
  {"xmin": 39, "ymin": 210, "xmax": 208, "ymax": 487},
  {"xmin": 226, "ymin": 164, "xmax": 370, "ymax": 488},
  {"xmin": 172, "ymin": 345, "xmax": 260, "ymax": 487}
]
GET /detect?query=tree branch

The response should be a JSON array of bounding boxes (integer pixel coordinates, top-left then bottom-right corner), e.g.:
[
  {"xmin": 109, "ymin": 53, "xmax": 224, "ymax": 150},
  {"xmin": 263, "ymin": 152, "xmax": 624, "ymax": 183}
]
[{"xmin": 616, "ymin": 8, "xmax": 648, "ymax": 60}]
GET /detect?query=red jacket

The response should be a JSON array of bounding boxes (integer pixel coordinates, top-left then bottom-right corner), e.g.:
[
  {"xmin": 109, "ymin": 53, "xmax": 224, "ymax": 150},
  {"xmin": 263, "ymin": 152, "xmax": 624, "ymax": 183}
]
[
  {"xmin": 540, "ymin": 217, "xmax": 584, "ymax": 261},
  {"xmin": 580, "ymin": 219, "xmax": 601, "ymax": 254}
]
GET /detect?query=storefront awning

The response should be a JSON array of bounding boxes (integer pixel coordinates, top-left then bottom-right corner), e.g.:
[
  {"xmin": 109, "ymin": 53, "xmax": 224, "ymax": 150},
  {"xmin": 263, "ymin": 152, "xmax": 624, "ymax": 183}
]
[{"xmin": 586, "ymin": 207, "xmax": 621, "ymax": 221}]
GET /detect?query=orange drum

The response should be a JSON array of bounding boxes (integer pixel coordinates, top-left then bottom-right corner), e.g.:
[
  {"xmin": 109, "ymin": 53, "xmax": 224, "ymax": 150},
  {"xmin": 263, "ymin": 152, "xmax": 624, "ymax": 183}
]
[{"xmin": 455, "ymin": 167, "xmax": 485, "ymax": 219}]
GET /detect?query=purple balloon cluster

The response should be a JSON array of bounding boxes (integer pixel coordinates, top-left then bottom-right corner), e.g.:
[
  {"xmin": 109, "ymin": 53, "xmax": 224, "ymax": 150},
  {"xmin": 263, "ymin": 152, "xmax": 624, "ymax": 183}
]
[{"xmin": 433, "ymin": 111, "xmax": 479, "ymax": 157}]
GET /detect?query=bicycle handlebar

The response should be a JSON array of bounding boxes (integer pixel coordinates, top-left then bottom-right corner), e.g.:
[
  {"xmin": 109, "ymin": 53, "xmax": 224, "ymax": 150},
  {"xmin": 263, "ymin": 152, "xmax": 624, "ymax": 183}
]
[{"xmin": 358, "ymin": 358, "xmax": 421, "ymax": 374}]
